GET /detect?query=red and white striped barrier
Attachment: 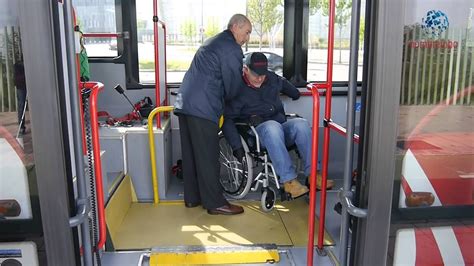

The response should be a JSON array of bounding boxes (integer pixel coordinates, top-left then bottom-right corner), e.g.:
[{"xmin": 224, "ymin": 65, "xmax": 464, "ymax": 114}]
[
  {"xmin": 399, "ymin": 133, "xmax": 474, "ymax": 208},
  {"xmin": 394, "ymin": 225, "xmax": 474, "ymax": 265}
]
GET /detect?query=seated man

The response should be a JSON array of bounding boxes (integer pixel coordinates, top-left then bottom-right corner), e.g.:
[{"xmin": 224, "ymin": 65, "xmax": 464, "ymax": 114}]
[{"xmin": 222, "ymin": 52, "xmax": 334, "ymax": 198}]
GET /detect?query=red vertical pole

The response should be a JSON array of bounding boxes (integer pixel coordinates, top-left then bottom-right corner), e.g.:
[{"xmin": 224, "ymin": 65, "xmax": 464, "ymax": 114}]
[
  {"xmin": 88, "ymin": 82, "xmax": 106, "ymax": 249},
  {"xmin": 307, "ymin": 83, "xmax": 321, "ymax": 265},
  {"xmin": 153, "ymin": 0, "xmax": 161, "ymax": 128},
  {"xmin": 159, "ymin": 21, "xmax": 168, "ymax": 107},
  {"xmin": 317, "ymin": 0, "xmax": 336, "ymax": 250}
]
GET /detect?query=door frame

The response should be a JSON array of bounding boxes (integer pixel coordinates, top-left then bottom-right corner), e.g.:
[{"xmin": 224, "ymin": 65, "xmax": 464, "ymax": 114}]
[
  {"xmin": 351, "ymin": 0, "xmax": 405, "ymax": 265},
  {"xmin": 18, "ymin": 0, "xmax": 77, "ymax": 265}
]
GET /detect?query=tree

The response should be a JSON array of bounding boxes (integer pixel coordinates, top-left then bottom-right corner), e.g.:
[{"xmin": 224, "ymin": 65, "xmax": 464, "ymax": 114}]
[
  {"xmin": 359, "ymin": 17, "xmax": 364, "ymax": 51},
  {"xmin": 204, "ymin": 17, "xmax": 220, "ymax": 40},
  {"xmin": 247, "ymin": 0, "xmax": 284, "ymax": 49},
  {"xmin": 309, "ymin": 0, "xmax": 322, "ymax": 15},
  {"xmin": 137, "ymin": 19, "xmax": 147, "ymax": 31},
  {"xmin": 137, "ymin": 19, "xmax": 147, "ymax": 42},
  {"xmin": 320, "ymin": 0, "xmax": 352, "ymax": 63},
  {"xmin": 181, "ymin": 19, "xmax": 197, "ymax": 44}
]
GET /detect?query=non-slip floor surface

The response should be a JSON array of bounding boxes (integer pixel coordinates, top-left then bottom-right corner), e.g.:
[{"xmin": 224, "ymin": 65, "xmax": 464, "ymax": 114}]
[{"xmin": 112, "ymin": 199, "xmax": 334, "ymax": 250}]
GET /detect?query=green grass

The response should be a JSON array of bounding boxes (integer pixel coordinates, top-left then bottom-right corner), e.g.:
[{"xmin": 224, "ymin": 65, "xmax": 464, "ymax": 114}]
[{"xmin": 139, "ymin": 59, "xmax": 191, "ymax": 71}]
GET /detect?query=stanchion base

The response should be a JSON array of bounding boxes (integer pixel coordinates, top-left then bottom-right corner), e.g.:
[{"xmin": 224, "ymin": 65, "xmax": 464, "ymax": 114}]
[{"xmin": 316, "ymin": 247, "xmax": 328, "ymax": 257}]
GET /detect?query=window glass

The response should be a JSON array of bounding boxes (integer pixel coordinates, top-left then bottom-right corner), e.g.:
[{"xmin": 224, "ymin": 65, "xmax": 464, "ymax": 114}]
[
  {"xmin": 0, "ymin": 0, "xmax": 37, "ymax": 224},
  {"xmin": 137, "ymin": 0, "xmax": 285, "ymax": 84},
  {"xmin": 72, "ymin": 0, "xmax": 117, "ymax": 57},
  {"xmin": 396, "ymin": 3, "xmax": 473, "ymax": 211},
  {"xmin": 307, "ymin": 0, "xmax": 364, "ymax": 82},
  {"xmin": 389, "ymin": 2, "xmax": 473, "ymax": 265}
]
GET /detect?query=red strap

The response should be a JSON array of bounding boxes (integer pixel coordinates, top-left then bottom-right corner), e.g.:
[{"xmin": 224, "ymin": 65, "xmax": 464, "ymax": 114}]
[
  {"xmin": 97, "ymin": 111, "xmax": 117, "ymax": 125},
  {"xmin": 97, "ymin": 110, "xmax": 141, "ymax": 126}
]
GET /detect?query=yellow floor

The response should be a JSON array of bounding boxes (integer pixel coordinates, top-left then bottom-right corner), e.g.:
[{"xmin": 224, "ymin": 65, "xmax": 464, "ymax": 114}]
[{"xmin": 111, "ymin": 200, "xmax": 334, "ymax": 250}]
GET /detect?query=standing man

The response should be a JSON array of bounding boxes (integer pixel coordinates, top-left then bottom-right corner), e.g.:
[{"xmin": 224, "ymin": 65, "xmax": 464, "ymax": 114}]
[{"xmin": 174, "ymin": 14, "xmax": 252, "ymax": 215}]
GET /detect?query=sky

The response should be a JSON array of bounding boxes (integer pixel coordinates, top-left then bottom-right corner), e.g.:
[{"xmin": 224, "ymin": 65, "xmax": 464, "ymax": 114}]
[
  {"xmin": 136, "ymin": 0, "xmax": 246, "ymax": 32},
  {"xmin": 0, "ymin": 0, "xmax": 19, "ymax": 27}
]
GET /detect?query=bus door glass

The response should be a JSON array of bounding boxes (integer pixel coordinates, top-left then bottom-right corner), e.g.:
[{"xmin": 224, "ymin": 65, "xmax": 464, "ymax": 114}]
[
  {"xmin": 0, "ymin": 1, "xmax": 42, "ymax": 265},
  {"xmin": 390, "ymin": 1, "xmax": 474, "ymax": 265}
]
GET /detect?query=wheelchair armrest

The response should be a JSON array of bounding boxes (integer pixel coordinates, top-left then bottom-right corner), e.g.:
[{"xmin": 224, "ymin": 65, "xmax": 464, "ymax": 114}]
[
  {"xmin": 286, "ymin": 113, "xmax": 302, "ymax": 118},
  {"xmin": 233, "ymin": 122, "xmax": 261, "ymax": 154},
  {"xmin": 235, "ymin": 122, "xmax": 250, "ymax": 126}
]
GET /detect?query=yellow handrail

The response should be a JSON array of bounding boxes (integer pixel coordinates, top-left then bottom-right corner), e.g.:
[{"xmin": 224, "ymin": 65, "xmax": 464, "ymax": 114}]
[
  {"xmin": 219, "ymin": 115, "xmax": 224, "ymax": 128},
  {"xmin": 147, "ymin": 106, "xmax": 174, "ymax": 204}
]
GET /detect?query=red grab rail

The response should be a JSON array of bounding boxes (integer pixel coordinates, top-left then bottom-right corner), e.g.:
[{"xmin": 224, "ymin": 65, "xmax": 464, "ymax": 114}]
[
  {"xmin": 307, "ymin": 0, "xmax": 336, "ymax": 264},
  {"xmin": 80, "ymin": 81, "xmax": 106, "ymax": 250},
  {"xmin": 82, "ymin": 33, "xmax": 120, "ymax": 38},
  {"xmin": 158, "ymin": 20, "xmax": 168, "ymax": 108},
  {"xmin": 153, "ymin": 0, "xmax": 169, "ymax": 128},
  {"xmin": 328, "ymin": 121, "xmax": 360, "ymax": 144},
  {"xmin": 306, "ymin": 0, "xmax": 361, "ymax": 264},
  {"xmin": 307, "ymin": 83, "xmax": 321, "ymax": 264},
  {"xmin": 153, "ymin": 0, "xmax": 161, "ymax": 128}
]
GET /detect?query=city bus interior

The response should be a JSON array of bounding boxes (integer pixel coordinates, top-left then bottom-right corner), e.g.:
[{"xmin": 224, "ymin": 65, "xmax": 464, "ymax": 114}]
[{"xmin": 0, "ymin": 0, "xmax": 473, "ymax": 265}]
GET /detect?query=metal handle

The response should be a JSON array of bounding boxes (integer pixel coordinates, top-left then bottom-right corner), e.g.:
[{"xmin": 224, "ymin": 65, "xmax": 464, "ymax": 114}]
[
  {"xmin": 338, "ymin": 189, "xmax": 368, "ymax": 218},
  {"xmin": 69, "ymin": 198, "xmax": 90, "ymax": 227}
]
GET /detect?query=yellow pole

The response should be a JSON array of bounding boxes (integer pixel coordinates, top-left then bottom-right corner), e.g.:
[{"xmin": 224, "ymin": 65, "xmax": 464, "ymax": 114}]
[
  {"xmin": 218, "ymin": 115, "xmax": 224, "ymax": 129},
  {"xmin": 147, "ymin": 106, "xmax": 174, "ymax": 204}
]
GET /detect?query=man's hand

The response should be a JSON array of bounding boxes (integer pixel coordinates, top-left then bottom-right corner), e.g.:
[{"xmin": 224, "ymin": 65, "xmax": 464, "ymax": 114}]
[
  {"xmin": 249, "ymin": 115, "xmax": 263, "ymax": 127},
  {"xmin": 233, "ymin": 147, "xmax": 246, "ymax": 163}
]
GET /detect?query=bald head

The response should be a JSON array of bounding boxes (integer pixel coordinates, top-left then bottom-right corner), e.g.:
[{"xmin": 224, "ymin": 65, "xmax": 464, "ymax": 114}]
[
  {"xmin": 227, "ymin": 14, "xmax": 251, "ymax": 30},
  {"xmin": 227, "ymin": 14, "xmax": 252, "ymax": 46}
]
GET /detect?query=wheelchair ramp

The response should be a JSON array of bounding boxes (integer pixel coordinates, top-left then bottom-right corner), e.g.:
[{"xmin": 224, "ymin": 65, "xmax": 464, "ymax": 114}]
[
  {"xmin": 149, "ymin": 245, "xmax": 280, "ymax": 265},
  {"xmin": 109, "ymin": 200, "xmax": 334, "ymax": 250}
]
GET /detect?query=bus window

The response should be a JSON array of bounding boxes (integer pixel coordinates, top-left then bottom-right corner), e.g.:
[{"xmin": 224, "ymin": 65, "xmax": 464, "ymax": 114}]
[
  {"xmin": 136, "ymin": 0, "xmax": 285, "ymax": 84},
  {"xmin": 307, "ymin": 0, "xmax": 365, "ymax": 82},
  {"xmin": 72, "ymin": 0, "xmax": 118, "ymax": 57}
]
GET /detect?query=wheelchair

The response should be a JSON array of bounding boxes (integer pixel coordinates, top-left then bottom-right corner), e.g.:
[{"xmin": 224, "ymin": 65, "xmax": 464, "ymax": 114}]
[{"xmin": 218, "ymin": 122, "xmax": 300, "ymax": 212}]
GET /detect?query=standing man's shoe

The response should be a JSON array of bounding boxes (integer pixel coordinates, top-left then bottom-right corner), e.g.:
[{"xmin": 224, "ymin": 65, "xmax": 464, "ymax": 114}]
[
  {"xmin": 207, "ymin": 203, "xmax": 244, "ymax": 215},
  {"xmin": 283, "ymin": 179, "xmax": 309, "ymax": 198},
  {"xmin": 185, "ymin": 202, "xmax": 201, "ymax": 208}
]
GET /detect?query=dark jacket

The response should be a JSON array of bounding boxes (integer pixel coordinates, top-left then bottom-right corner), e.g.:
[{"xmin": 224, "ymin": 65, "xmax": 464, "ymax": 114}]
[
  {"xmin": 14, "ymin": 63, "xmax": 26, "ymax": 90},
  {"xmin": 222, "ymin": 71, "xmax": 300, "ymax": 150},
  {"xmin": 174, "ymin": 30, "xmax": 244, "ymax": 124}
]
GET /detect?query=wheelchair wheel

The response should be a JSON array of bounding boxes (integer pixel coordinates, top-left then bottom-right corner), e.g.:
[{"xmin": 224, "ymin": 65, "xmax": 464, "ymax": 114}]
[
  {"xmin": 218, "ymin": 132, "xmax": 253, "ymax": 199},
  {"xmin": 261, "ymin": 187, "xmax": 276, "ymax": 212}
]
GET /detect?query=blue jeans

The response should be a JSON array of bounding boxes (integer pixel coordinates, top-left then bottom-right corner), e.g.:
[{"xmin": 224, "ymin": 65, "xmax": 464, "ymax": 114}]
[{"xmin": 255, "ymin": 118, "xmax": 313, "ymax": 184}]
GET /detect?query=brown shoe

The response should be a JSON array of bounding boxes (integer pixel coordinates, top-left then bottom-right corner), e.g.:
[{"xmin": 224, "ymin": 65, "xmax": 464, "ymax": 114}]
[
  {"xmin": 283, "ymin": 179, "xmax": 309, "ymax": 198},
  {"xmin": 207, "ymin": 204, "xmax": 244, "ymax": 215},
  {"xmin": 405, "ymin": 192, "xmax": 435, "ymax": 207},
  {"xmin": 307, "ymin": 174, "xmax": 335, "ymax": 190},
  {"xmin": 0, "ymin": 199, "xmax": 21, "ymax": 217}
]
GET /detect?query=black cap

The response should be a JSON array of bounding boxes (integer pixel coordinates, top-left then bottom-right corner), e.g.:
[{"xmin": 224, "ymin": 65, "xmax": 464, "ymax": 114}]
[{"xmin": 245, "ymin": 52, "xmax": 268, "ymax": 75}]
